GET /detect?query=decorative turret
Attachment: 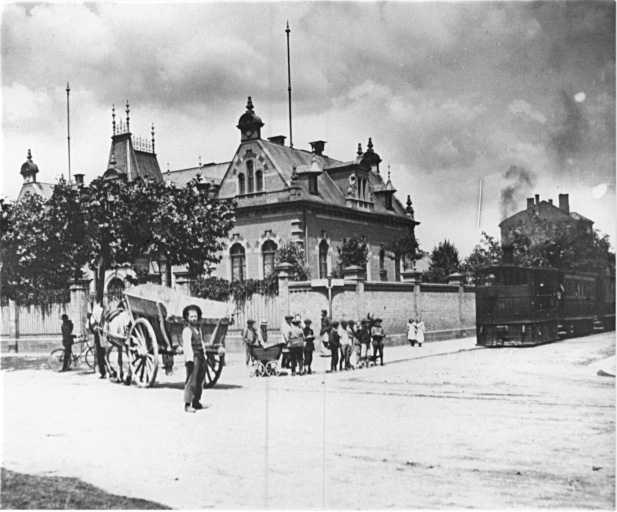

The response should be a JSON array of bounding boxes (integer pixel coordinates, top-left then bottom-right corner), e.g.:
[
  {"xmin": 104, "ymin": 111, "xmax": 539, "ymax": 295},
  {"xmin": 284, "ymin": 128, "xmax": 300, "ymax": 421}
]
[
  {"xmin": 405, "ymin": 195, "xmax": 415, "ymax": 221},
  {"xmin": 360, "ymin": 137, "xmax": 382, "ymax": 173},
  {"xmin": 20, "ymin": 149, "xmax": 39, "ymax": 184},
  {"xmin": 237, "ymin": 97, "xmax": 264, "ymax": 142}
]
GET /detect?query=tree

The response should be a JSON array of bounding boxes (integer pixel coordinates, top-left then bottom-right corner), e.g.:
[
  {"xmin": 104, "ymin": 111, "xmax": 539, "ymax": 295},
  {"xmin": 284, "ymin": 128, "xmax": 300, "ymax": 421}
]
[
  {"xmin": 337, "ymin": 236, "xmax": 369, "ymax": 268},
  {"xmin": 423, "ymin": 239, "xmax": 461, "ymax": 283},
  {"xmin": 2, "ymin": 177, "xmax": 236, "ymax": 305},
  {"xmin": 276, "ymin": 241, "xmax": 311, "ymax": 281},
  {"xmin": 460, "ymin": 232, "xmax": 503, "ymax": 279},
  {"xmin": 384, "ymin": 233, "xmax": 422, "ymax": 270}
]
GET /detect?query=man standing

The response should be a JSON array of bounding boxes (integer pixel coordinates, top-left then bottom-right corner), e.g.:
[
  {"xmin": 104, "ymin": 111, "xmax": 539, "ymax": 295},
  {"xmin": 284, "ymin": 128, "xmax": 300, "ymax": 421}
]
[
  {"xmin": 183, "ymin": 305, "xmax": 206, "ymax": 413},
  {"xmin": 60, "ymin": 314, "xmax": 75, "ymax": 372},
  {"xmin": 371, "ymin": 318, "xmax": 386, "ymax": 366},
  {"xmin": 329, "ymin": 320, "xmax": 341, "ymax": 372},
  {"xmin": 319, "ymin": 309, "xmax": 332, "ymax": 356},
  {"xmin": 258, "ymin": 319, "xmax": 269, "ymax": 346},
  {"xmin": 281, "ymin": 314, "xmax": 293, "ymax": 368},
  {"xmin": 288, "ymin": 318, "xmax": 305, "ymax": 376},
  {"xmin": 242, "ymin": 319, "xmax": 259, "ymax": 366},
  {"xmin": 303, "ymin": 319, "xmax": 315, "ymax": 374},
  {"xmin": 359, "ymin": 319, "xmax": 371, "ymax": 368}
]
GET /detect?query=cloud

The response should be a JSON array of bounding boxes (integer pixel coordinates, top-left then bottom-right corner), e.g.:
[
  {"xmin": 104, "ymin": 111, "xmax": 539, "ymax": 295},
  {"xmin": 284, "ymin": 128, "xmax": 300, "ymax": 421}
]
[{"xmin": 508, "ymin": 100, "xmax": 547, "ymax": 124}]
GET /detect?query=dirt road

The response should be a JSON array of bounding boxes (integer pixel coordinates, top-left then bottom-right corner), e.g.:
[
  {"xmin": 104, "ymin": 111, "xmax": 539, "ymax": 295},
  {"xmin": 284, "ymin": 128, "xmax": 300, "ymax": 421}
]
[{"xmin": 2, "ymin": 333, "xmax": 614, "ymax": 509}]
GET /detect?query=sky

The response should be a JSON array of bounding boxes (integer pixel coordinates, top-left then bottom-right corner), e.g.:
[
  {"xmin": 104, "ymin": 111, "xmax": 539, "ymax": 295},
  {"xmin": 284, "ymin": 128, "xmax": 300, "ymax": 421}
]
[{"xmin": 2, "ymin": 1, "xmax": 615, "ymax": 257}]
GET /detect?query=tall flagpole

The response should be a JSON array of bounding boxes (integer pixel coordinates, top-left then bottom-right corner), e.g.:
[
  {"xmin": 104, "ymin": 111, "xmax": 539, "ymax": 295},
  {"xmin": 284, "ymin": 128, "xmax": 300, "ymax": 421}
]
[
  {"xmin": 66, "ymin": 82, "xmax": 71, "ymax": 181},
  {"xmin": 477, "ymin": 177, "xmax": 483, "ymax": 231},
  {"xmin": 286, "ymin": 21, "xmax": 293, "ymax": 149}
]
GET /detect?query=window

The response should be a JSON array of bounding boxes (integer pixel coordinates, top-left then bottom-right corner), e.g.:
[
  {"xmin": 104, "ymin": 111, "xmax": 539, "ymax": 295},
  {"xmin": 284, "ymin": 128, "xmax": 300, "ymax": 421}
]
[
  {"xmin": 107, "ymin": 278, "xmax": 125, "ymax": 306},
  {"xmin": 319, "ymin": 240, "xmax": 329, "ymax": 278},
  {"xmin": 379, "ymin": 249, "xmax": 385, "ymax": 271},
  {"xmin": 238, "ymin": 173, "xmax": 245, "ymax": 194},
  {"xmin": 309, "ymin": 175, "xmax": 318, "ymax": 195},
  {"xmin": 256, "ymin": 170, "xmax": 263, "ymax": 192},
  {"xmin": 262, "ymin": 240, "xmax": 278, "ymax": 277},
  {"xmin": 230, "ymin": 243, "xmax": 246, "ymax": 282},
  {"xmin": 247, "ymin": 161, "xmax": 254, "ymax": 193},
  {"xmin": 395, "ymin": 255, "xmax": 401, "ymax": 282},
  {"xmin": 385, "ymin": 194, "xmax": 393, "ymax": 210}
]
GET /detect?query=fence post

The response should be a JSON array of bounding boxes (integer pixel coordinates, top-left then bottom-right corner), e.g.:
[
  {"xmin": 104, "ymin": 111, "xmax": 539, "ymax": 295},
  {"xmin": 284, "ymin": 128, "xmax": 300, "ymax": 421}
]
[
  {"xmin": 8, "ymin": 299, "xmax": 19, "ymax": 353},
  {"xmin": 402, "ymin": 270, "xmax": 422, "ymax": 318},
  {"xmin": 275, "ymin": 263, "xmax": 294, "ymax": 316},
  {"xmin": 448, "ymin": 273, "xmax": 466, "ymax": 330},
  {"xmin": 174, "ymin": 271, "xmax": 194, "ymax": 296},
  {"xmin": 69, "ymin": 278, "xmax": 92, "ymax": 337}
]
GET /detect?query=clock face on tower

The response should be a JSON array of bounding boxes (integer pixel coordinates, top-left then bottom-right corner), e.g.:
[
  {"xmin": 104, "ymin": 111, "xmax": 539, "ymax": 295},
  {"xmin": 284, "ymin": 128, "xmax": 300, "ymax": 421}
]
[{"xmin": 245, "ymin": 130, "xmax": 253, "ymax": 139}]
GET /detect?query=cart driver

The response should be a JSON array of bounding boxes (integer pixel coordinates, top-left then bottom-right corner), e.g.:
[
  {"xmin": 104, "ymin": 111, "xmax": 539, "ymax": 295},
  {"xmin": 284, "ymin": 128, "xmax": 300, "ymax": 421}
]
[{"xmin": 183, "ymin": 305, "xmax": 206, "ymax": 413}]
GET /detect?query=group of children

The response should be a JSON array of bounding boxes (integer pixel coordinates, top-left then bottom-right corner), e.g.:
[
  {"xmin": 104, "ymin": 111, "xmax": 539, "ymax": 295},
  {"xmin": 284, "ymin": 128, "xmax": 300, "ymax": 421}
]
[{"xmin": 406, "ymin": 317, "xmax": 426, "ymax": 347}]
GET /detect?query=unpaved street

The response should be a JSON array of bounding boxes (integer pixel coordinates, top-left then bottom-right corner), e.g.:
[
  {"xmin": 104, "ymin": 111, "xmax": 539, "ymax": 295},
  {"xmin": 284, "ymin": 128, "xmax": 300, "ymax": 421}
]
[{"xmin": 2, "ymin": 334, "xmax": 615, "ymax": 509}]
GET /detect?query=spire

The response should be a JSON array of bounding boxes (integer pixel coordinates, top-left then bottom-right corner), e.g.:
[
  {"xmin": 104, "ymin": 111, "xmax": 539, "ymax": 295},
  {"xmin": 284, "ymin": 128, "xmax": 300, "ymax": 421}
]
[
  {"xmin": 27, "ymin": 149, "xmax": 32, "ymax": 161},
  {"xmin": 125, "ymin": 100, "xmax": 130, "ymax": 132},
  {"xmin": 199, "ymin": 154, "xmax": 202, "ymax": 167},
  {"xmin": 246, "ymin": 96, "xmax": 254, "ymax": 111},
  {"xmin": 367, "ymin": 137, "xmax": 374, "ymax": 152},
  {"xmin": 406, "ymin": 195, "xmax": 415, "ymax": 220},
  {"xmin": 112, "ymin": 104, "xmax": 116, "ymax": 134},
  {"xmin": 151, "ymin": 123, "xmax": 155, "ymax": 154},
  {"xmin": 357, "ymin": 143, "xmax": 363, "ymax": 156}
]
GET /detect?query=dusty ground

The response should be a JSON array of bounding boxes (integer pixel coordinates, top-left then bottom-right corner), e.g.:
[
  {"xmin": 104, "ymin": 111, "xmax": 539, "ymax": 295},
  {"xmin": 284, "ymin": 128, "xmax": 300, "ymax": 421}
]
[{"xmin": 2, "ymin": 333, "xmax": 615, "ymax": 509}]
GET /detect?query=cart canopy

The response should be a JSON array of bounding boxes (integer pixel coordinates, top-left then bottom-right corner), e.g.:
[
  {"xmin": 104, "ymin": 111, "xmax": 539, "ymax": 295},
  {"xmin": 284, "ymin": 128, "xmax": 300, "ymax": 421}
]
[{"xmin": 124, "ymin": 284, "xmax": 235, "ymax": 322}]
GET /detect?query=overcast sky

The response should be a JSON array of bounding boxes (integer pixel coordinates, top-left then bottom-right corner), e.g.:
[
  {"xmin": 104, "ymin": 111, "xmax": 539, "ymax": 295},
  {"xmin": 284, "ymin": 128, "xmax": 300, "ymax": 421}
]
[{"xmin": 2, "ymin": 1, "xmax": 615, "ymax": 256}]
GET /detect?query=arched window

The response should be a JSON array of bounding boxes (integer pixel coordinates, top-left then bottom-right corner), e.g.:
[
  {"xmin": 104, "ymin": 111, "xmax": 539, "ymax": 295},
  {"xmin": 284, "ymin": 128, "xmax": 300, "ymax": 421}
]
[
  {"xmin": 238, "ymin": 173, "xmax": 245, "ymax": 194},
  {"xmin": 319, "ymin": 240, "xmax": 329, "ymax": 279},
  {"xmin": 256, "ymin": 170, "xmax": 263, "ymax": 192},
  {"xmin": 247, "ymin": 161, "xmax": 254, "ymax": 193},
  {"xmin": 262, "ymin": 240, "xmax": 278, "ymax": 277},
  {"xmin": 230, "ymin": 243, "xmax": 246, "ymax": 282}
]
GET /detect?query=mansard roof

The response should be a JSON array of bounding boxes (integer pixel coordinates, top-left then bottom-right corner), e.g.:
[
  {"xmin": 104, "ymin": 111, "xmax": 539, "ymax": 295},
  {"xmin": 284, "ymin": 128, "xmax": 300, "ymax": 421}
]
[{"xmin": 166, "ymin": 162, "xmax": 229, "ymax": 188}]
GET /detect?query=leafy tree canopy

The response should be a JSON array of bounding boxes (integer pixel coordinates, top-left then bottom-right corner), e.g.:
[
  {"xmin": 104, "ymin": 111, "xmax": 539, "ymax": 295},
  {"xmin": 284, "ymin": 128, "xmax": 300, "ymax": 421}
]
[
  {"xmin": 460, "ymin": 232, "xmax": 503, "ymax": 277},
  {"xmin": 276, "ymin": 241, "xmax": 311, "ymax": 281},
  {"xmin": 423, "ymin": 239, "xmax": 461, "ymax": 283},
  {"xmin": 337, "ymin": 236, "xmax": 369, "ymax": 269},
  {"xmin": 384, "ymin": 233, "xmax": 423, "ymax": 270}
]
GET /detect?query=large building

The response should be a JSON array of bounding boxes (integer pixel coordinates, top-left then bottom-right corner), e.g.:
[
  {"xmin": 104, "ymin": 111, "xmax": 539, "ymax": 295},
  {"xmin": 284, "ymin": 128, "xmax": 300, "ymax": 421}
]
[
  {"xmin": 500, "ymin": 193, "xmax": 593, "ymax": 245},
  {"xmin": 16, "ymin": 97, "xmax": 419, "ymax": 290}
]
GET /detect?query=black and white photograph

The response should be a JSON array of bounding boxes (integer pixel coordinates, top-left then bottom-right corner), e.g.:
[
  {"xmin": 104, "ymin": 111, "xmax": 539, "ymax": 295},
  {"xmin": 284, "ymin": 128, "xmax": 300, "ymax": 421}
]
[{"xmin": 1, "ymin": 1, "xmax": 615, "ymax": 509}]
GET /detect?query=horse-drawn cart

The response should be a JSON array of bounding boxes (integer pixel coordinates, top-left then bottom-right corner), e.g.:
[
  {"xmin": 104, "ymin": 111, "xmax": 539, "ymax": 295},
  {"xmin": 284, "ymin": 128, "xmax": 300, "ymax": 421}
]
[{"xmin": 101, "ymin": 284, "xmax": 234, "ymax": 388}]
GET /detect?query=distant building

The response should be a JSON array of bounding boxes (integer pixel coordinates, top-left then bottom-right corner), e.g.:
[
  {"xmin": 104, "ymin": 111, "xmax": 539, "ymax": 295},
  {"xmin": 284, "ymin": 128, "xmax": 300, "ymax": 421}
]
[
  {"xmin": 500, "ymin": 193, "xmax": 594, "ymax": 245},
  {"xmin": 16, "ymin": 150, "xmax": 55, "ymax": 202}
]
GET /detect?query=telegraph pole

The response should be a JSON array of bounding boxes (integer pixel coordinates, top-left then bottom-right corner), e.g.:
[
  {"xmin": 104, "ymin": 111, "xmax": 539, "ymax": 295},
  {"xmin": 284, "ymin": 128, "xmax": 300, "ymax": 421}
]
[{"xmin": 286, "ymin": 21, "xmax": 293, "ymax": 148}]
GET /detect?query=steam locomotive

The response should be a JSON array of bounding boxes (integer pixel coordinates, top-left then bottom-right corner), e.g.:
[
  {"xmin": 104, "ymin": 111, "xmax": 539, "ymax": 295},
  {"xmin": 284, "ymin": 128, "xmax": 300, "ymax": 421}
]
[{"xmin": 475, "ymin": 252, "xmax": 615, "ymax": 347}]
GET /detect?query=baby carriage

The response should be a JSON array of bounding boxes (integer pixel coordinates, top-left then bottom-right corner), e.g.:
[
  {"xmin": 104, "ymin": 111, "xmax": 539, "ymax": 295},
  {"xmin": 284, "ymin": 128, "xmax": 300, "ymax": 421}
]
[{"xmin": 246, "ymin": 343, "xmax": 286, "ymax": 377}]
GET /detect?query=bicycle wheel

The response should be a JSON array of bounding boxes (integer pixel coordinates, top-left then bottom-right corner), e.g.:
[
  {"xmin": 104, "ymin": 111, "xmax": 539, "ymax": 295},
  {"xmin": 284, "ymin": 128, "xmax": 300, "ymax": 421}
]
[
  {"xmin": 84, "ymin": 346, "xmax": 95, "ymax": 370},
  {"xmin": 49, "ymin": 348, "xmax": 66, "ymax": 372}
]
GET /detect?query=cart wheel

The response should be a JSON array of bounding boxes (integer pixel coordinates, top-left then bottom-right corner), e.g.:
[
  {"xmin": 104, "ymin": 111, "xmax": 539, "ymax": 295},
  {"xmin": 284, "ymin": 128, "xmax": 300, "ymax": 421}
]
[
  {"xmin": 203, "ymin": 349, "xmax": 224, "ymax": 388},
  {"xmin": 84, "ymin": 346, "xmax": 95, "ymax": 370},
  {"xmin": 127, "ymin": 318, "xmax": 159, "ymax": 387},
  {"xmin": 265, "ymin": 361, "xmax": 280, "ymax": 376},
  {"xmin": 107, "ymin": 344, "xmax": 129, "ymax": 381},
  {"xmin": 49, "ymin": 348, "xmax": 66, "ymax": 372}
]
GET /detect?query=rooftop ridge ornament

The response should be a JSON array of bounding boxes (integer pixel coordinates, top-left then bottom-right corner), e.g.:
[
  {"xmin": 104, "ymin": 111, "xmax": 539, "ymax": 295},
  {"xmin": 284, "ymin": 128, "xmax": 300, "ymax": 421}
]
[
  {"xmin": 125, "ymin": 101, "xmax": 130, "ymax": 132},
  {"xmin": 367, "ymin": 137, "xmax": 374, "ymax": 152},
  {"xmin": 112, "ymin": 104, "xmax": 116, "ymax": 133},
  {"xmin": 246, "ymin": 96, "xmax": 254, "ymax": 112},
  {"xmin": 27, "ymin": 148, "xmax": 33, "ymax": 160},
  {"xmin": 357, "ymin": 143, "xmax": 363, "ymax": 156},
  {"xmin": 151, "ymin": 123, "xmax": 155, "ymax": 154}
]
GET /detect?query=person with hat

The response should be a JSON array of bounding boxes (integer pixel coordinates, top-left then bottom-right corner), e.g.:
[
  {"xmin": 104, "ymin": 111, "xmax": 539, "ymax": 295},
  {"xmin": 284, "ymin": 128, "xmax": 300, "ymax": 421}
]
[
  {"xmin": 358, "ymin": 319, "xmax": 372, "ymax": 368},
  {"xmin": 182, "ymin": 305, "xmax": 206, "ymax": 413},
  {"xmin": 329, "ymin": 320, "xmax": 341, "ymax": 372},
  {"xmin": 288, "ymin": 318, "xmax": 305, "ymax": 376},
  {"xmin": 371, "ymin": 318, "xmax": 386, "ymax": 366},
  {"xmin": 281, "ymin": 314, "xmax": 294, "ymax": 368},
  {"xmin": 303, "ymin": 319, "xmax": 315, "ymax": 374},
  {"xmin": 319, "ymin": 309, "xmax": 332, "ymax": 356},
  {"xmin": 60, "ymin": 314, "xmax": 75, "ymax": 372},
  {"xmin": 242, "ymin": 319, "xmax": 260, "ymax": 366},
  {"xmin": 348, "ymin": 320, "xmax": 360, "ymax": 368},
  {"xmin": 258, "ymin": 319, "xmax": 269, "ymax": 347}
]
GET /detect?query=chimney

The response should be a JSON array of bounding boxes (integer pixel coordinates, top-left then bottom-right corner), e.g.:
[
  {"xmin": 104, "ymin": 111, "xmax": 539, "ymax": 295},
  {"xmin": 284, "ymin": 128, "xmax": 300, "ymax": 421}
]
[
  {"xmin": 559, "ymin": 193, "xmax": 569, "ymax": 214},
  {"xmin": 548, "ymin": 199, "xmax": 553, "ymax": 205},
  {"xmin": 74, "ymin": 173, "xmax": 85, "ymax": 186},
  {"xmin": 309, "ymin": 140, "xmax": 326, "ymax": 156},
  {"xmin": 527, "ymin": 198, "xmax": 534, "ymax": 209},
  {"xmin": 267, "ymin": 135, "xmax": 286, "ymax": 146},
  {"xmin": 535, "ymin": 194, "xmax": 540, "ymax": 205}
]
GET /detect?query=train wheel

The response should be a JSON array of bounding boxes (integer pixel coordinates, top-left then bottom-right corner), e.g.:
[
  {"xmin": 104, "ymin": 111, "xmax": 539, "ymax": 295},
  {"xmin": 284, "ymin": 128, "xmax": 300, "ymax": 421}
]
[
  {"xmin": 127, "ymin": 318, "xmax": 159, "ymax": 388},
  {"xmin": 203, "ymin": 349, "xmax": 224, "ymax": 388}
]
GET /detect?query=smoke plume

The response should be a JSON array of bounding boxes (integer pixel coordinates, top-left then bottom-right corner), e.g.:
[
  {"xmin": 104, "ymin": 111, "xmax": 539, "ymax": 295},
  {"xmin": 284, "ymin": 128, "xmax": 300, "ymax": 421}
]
[{"xmin": 500, "ymin": 165, "xmax": 536, "ymax": 220}]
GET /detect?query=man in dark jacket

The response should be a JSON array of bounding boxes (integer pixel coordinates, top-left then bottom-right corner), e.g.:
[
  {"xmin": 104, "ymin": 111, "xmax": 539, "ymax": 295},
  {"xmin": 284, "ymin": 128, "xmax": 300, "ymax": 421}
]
[
  {"xmin": 320, "ymin": 309, "xmax": 332, "ymax": 356},
  {"xmin": 358, "ymin": 319, "xmax": 372, "ymax": 368},
  {"xmin": 303, "ymin": 319, "xmax": 315, "ymax": 374},
  {"xmin": 61, "ymin": 314, "xmax": 75, "ymax": 372},
  {"xmin": 329, "ymin": 320, "xmax": 341, "ymax": 372}
]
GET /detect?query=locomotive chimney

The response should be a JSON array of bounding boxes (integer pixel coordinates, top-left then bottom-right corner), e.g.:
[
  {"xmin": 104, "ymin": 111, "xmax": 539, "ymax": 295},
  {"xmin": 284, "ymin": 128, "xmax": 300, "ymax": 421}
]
[
  {"xmin": 559, "ymin": 193, "xmax": 569, "ymax": 214},
  {"xmin": 502, "ymin": 244, "xmax": 514, "ymax": 266}
]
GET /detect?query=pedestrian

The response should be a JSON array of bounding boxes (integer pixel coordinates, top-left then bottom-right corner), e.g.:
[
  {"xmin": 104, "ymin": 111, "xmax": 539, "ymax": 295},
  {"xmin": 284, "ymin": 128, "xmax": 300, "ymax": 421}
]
[
  {"xmin": 348, "ymin": 320, "xmax": 360, "ymax": 368},
  {"xmin": 61, "ymin": 314, "xmax": 75, "ymax": 372},
  {"xmin": 183, "ymin": 305, "xmax": 206, "ymax": 413},
  {"xmin": 371, "ymin": 318, "xmax": 386, "ymax": 366},
  {"xmin": 294, "ymin": 313, "xmax": 305, "ymax": 329},
  {"xmin": 242, "ymin": 319, "xmax": 259, "ymax": 366},
  {"xmin": 288, "ymin": 318, "xmax": 305, "ymax": 376},
  {"xmin": 407, "ymin": 317, "xmax": 417, "ymax": 347},
  {"xmin": 258, "ymin": 319, "xmax": 268, "ymax": 346},
  {"xmin": 303, "ymin": 319, "xmax": 315, "ymax": 374},
  {"xmin": 359, "ymin": 319, "xmax": 371, "ymax": 368},
  {"xmin": 329, "ymin": 320, "xmax": 341, "ymax": 372},
  {"xmin": 339, "ymin": 320, "xmax": 352, "ymax": 370},
  {"xmin": 281, "ymin": 314, "xmax": 293, "ymax": 368},
  {"xmin": 320, "ymin": 309, "xmax": 332, "ymax": 356},
  {"xmin": 415, "ymin": 317, "xmax": 426, "ymax": 347}
]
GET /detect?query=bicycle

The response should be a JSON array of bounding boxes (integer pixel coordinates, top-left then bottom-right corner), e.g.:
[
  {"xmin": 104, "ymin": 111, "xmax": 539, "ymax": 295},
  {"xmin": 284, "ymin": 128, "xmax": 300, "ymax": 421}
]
[{"xmin": 49, "ymin": 335, "xmax": 96, "ymax": 373}]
